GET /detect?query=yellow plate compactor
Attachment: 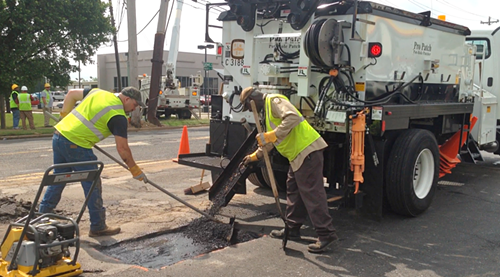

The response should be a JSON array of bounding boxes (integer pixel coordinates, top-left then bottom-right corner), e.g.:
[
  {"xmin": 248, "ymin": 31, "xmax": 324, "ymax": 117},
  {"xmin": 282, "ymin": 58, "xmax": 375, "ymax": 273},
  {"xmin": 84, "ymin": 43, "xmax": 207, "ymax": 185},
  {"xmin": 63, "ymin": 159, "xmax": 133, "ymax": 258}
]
[{"xmin": 0, "ymin": 161, "xmax": 104, "ymax": 277}]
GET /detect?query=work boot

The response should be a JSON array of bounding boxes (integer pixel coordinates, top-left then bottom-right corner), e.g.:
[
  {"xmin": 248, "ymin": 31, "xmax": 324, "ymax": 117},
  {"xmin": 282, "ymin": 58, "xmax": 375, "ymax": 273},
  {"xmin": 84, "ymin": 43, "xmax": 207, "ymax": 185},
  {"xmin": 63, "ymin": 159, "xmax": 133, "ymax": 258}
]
[
  {"xmin": 88, "ymin": 225, "xmax": 121, "ymax": 237},
  {"xmin": 269, "ymin": 228, "xmax": 301, "ymax": 240},
  {"xmin": 307, "ymin": 233, "xmax": 338, "ymax": 253}
]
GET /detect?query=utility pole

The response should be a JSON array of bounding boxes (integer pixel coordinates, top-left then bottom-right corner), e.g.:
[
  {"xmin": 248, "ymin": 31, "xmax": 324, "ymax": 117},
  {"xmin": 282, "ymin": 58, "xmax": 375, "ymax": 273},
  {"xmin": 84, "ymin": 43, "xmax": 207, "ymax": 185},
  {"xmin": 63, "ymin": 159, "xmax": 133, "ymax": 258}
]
[
  {"xmin": 109, "ymin": 0, "xmax": 122, "ymax": 92},
  {"xmin": 147, "ymin": 0, "xmax": 169, "ymax": 126},
  {"xmin": 128, "ymin": 0, "xmax": 141, "ymax": 127},
  {"xmin": 481, "ymin": 16, "xmax": 499, "ymax": 25}
]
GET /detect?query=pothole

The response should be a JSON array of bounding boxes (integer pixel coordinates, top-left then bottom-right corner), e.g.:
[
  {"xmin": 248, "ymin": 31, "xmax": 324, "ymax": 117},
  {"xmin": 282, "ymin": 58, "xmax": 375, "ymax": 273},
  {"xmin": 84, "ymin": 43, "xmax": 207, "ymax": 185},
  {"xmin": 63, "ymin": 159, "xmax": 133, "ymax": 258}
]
[{"xmin": 98, "ymin": 218, "xmax": 260, "ymax": 269}]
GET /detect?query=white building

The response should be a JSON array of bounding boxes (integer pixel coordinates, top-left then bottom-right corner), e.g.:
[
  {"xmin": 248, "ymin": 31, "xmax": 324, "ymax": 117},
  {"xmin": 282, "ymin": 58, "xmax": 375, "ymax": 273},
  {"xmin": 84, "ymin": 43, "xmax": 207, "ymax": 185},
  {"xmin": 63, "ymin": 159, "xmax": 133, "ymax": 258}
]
[{"xmin": 97, "ymin": 50, "xmax": 222, "ymax": 94}]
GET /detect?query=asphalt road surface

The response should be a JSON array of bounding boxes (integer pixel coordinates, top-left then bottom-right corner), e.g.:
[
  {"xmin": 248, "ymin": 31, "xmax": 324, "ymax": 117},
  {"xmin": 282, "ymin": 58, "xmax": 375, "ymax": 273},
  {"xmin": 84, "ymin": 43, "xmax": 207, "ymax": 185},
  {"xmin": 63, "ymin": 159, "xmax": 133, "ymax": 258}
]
[
  {"xmin": 0, "ymin": 126, "xmax": 210, "ymax": 180},
  {"xmin": 1, "ymin": 127, "xmax": 500, "ymax": 276}
]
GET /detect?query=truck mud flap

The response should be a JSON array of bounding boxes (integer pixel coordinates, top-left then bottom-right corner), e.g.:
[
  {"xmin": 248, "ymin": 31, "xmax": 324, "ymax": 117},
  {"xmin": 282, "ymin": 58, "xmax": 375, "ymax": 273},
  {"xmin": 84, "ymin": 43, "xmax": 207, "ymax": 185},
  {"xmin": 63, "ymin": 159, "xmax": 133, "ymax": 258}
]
[{"xmin": 357, "ymin": 138, "xmax": 386, "ymax": 220}]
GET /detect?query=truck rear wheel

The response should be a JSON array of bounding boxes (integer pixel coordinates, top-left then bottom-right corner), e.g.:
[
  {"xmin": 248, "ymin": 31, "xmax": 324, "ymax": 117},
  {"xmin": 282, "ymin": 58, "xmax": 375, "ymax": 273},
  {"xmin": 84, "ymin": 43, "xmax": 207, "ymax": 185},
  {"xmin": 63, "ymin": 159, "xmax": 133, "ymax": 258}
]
[
  {"xmin": 261, "ymin": 167, "xmax": 287, "ymax": 191},
  {"xmin": 247, "ymin": 173, "xmax": 267, "ymax": 188},
  {"xmin": 385, "ymin": 129, "xmax": 439, "ymax": 216},
  {"xmin": 494, "ymin": 131, "xmax": 500, "ymax": 155}
]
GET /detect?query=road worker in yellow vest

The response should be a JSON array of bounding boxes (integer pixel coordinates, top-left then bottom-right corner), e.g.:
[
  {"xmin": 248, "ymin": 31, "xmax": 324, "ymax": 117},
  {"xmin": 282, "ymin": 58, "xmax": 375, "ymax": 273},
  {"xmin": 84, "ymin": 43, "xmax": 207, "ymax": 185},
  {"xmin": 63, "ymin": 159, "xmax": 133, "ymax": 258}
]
[
  {"xmin": 18, "ymin": 85, "xmax": 35, "ymax": 130},
  {"xmin": 39, "ymin": 87, "xmax": 147, "ymax": 237},
  {"xmin": 240, "ymin": 87, "xmax": 338, "ymax": 253},
  {"xmin": 9, "ymin": 84, "xmax": 20, "ymax": 129}
]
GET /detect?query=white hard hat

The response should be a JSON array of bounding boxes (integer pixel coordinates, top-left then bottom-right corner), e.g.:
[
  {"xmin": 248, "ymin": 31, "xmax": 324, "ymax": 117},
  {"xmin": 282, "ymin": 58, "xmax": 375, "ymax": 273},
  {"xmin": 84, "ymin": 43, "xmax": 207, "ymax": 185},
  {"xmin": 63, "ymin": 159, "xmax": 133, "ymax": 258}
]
[{"xmin": 21, "ymin": 86, "xmax": 28, "ymax": 91}]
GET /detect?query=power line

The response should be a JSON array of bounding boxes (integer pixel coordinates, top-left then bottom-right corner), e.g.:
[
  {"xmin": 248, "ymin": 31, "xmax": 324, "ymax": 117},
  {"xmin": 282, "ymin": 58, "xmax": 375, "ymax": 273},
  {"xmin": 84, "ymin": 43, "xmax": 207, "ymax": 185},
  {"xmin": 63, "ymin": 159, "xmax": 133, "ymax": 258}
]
[
  {"xmin": 164, "ymin": 0, "xmax": 176, "ymax": 35},
  {"xmin": 438, "ymin": 0, "xmax": 498, "ymax": 21},
  {"xmin": 196, "ymin": 0, "xmax": 228, "ymax": 13},
  {"xmin": 137, "ymin": 9, "xmax": 159, "ymax": 35},
  {"xmin": 115, "ymin": 0, "xmax": 222, "ymax": 44},
  {"xmin": 406, "ymin": 0, "xmax": 487, "ymax": 22},
  {"xmin": 116, "ymin": 0, "xmax": 127, "ymax": 32},
  {"xmin": 117, "ymin": 8, "xmax": 160, "ymax": 42}
]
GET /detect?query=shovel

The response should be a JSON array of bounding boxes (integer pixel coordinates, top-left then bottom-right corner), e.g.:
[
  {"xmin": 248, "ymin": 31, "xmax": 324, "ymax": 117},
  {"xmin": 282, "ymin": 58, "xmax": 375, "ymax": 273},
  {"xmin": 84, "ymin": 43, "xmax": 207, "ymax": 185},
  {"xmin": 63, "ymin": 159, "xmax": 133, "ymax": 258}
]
[
  {"xmin": 249, "ymin": 101, "xmax": 289, "ymax": 250},
  {"xmin": 45, "ymin": 111, "xmax": 238, "ymax": 241}
]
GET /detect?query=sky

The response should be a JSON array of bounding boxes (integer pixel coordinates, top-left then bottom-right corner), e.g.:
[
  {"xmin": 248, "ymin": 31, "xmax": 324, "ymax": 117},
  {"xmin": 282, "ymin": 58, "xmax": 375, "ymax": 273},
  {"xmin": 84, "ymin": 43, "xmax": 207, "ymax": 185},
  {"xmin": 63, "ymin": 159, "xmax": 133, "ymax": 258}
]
[{"xmin": 72, "ymin": 0, "xmax": 500, "ymax": 80}]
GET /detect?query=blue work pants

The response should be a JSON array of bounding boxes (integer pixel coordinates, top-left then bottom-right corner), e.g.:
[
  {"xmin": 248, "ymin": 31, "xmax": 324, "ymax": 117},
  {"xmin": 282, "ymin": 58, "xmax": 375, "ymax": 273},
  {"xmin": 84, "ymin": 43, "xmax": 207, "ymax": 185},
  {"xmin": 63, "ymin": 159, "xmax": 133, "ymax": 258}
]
[
  {"xmin": 12, "ymin": 109, "xmax": 19, "ymax": 128},
  {"xmin": 39, "ymin": 133, "xmax": 107, "ymax": 232}
]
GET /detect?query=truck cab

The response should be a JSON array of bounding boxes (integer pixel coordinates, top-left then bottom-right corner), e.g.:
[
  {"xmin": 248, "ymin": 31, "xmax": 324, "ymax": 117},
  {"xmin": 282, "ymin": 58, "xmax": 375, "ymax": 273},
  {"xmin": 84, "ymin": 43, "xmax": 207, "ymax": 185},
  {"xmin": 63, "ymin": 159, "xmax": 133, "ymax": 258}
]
[{"xmin": 467, "ymin": 28, "xmax": 500, "ymax": 152}]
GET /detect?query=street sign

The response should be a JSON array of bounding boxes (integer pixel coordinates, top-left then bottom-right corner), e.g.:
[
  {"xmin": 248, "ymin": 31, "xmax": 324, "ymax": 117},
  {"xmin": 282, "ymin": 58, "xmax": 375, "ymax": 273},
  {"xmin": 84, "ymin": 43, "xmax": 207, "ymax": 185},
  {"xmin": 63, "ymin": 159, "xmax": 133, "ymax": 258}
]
[{"xmin": 203, "ymin": 62, "xmax": 213, "ymax": 71}]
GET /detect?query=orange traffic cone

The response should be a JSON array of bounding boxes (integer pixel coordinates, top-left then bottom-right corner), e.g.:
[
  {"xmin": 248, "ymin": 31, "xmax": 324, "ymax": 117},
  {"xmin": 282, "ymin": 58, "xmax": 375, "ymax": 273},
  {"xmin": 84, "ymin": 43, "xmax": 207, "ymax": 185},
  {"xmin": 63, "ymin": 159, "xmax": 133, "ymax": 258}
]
[{"xmin": 173, "ymin": 125, "xmax": 190, "ymax": 163}]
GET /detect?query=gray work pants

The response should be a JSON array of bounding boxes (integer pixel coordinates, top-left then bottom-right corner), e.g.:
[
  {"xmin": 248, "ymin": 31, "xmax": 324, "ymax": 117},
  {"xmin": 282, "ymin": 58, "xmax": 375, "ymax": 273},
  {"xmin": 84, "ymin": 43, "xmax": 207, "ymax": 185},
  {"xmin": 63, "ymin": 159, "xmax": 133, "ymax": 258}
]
[
  {"xmin": 286, "ymin": 149, "xmax": 336, "ymax": 241},
  {"xmin": 43, "ymin": 106, "xmax": 53, "ymax": 126}
]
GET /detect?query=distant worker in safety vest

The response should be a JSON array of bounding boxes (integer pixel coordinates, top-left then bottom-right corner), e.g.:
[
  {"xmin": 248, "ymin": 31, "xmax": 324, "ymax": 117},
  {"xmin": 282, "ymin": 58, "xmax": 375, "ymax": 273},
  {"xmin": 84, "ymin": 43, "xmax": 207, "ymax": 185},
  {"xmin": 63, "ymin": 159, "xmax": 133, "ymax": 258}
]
[
  {"xmin": 18, "ymin": 86, "xmax": 35, "ymax": 130},
  {"xmin": 240, "ymin": 87, "xmax": 338, "ymax": 253},
  {"xmin": 9, "ymin": 84, "xmax": 20, "ymax": 129},
  {"xmin": 39, "ymin": 87, "xmax": 147, "ymax": 237},
  {"xmin": 42, "ymin": 82, "xmax": 53, "ymax": 127}
]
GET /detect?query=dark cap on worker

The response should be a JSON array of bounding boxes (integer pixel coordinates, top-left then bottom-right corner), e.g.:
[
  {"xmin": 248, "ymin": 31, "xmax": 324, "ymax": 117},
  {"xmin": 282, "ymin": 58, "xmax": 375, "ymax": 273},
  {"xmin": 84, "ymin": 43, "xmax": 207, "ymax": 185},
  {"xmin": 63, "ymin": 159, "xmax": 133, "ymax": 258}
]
[
  {"xmin": 240, "ymin": 86, "xmax": 256, "ymax": 103},
  {"xmin": 121, "ymin": 87, "xmax": 146, "ymax": 108}
]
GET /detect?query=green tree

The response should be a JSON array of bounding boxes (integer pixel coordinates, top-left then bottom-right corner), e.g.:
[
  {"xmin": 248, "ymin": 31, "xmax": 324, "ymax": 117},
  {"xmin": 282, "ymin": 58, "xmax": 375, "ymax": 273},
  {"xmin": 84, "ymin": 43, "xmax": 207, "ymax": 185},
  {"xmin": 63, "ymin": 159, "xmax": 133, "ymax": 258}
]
[{"xmin": 0, "ymin": 0, "xmax": 113, "ymax": 128}]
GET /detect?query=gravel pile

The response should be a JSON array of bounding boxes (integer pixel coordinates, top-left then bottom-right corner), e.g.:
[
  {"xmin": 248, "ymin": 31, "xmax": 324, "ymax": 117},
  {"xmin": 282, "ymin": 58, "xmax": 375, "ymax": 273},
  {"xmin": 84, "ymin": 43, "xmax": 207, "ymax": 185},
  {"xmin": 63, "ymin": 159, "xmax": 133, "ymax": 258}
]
[{"xmin": 0, "ymin": 196, "xmax": 32, "ymax": 223}]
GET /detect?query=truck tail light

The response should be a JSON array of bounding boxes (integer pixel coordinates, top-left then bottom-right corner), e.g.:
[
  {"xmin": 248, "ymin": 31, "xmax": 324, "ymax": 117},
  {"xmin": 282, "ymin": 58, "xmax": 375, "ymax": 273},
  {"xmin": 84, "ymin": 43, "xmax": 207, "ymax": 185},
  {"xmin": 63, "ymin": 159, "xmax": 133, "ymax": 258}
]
[
  {"xmin": 216, "ymin": 43, "xmax": 223, "ymax": 58},
  {"xmin": 368, "ymin": 42, "xmax": 382, "ymax": 58},
  {"xmin": 159, "ymin": 90, "xmax": 163, "ymax": 95},
  {"xmin": 192, "ymin": 91, "xmax": 197, "ymax": 96}
]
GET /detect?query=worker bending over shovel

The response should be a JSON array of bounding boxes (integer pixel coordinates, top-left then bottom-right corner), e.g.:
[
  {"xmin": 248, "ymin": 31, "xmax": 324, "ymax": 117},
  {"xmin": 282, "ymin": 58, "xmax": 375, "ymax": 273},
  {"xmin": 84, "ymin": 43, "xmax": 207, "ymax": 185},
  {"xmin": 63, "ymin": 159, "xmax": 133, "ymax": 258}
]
[
  {"xmin": 240, "ymin": 87, "xmax": 338, "ymax": 253},
  {"xmin": 39, "ymin": 87, "xmax": 148, "ymax": 237}
]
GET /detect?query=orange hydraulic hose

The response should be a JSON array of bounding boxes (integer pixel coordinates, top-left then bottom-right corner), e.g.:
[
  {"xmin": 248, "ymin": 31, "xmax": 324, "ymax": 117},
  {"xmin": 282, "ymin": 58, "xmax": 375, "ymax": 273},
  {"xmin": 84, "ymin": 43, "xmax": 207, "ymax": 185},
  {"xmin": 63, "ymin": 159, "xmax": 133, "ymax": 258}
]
[{"xmin": 350, "ymin": 109, "xmax": 367, "ymax": 194}]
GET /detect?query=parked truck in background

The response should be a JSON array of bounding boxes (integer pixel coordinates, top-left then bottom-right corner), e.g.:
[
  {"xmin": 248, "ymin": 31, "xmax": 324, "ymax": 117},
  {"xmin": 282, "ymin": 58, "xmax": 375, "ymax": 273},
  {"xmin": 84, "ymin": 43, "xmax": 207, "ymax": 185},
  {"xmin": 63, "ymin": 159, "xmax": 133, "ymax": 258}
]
[
  {"xmin": 178, "ymin": 0, "xmax": 500, "ymax": 218},
  {"xmin": 139, "ymin": 72, "xmax": 202, "ymax": 119},
  {"xmin": 467, "ymin": 28, "xmax": 500, "ymax": 154},
  {"xmin": 139, "ymin": 0, "xmax": 201, "ymax": 119}
]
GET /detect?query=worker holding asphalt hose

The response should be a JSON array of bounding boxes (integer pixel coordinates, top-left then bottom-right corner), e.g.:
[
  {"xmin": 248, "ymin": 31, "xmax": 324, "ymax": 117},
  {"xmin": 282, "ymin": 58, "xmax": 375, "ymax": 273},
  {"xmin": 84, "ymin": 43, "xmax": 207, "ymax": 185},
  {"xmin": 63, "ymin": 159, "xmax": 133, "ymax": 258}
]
[
  {"xmin": 240, "ymin": 87, "xmax": 338, "ymax": 253},
  {"xmin": 39, "ymin": 87, "xmax": 147, "ymax": 237}
]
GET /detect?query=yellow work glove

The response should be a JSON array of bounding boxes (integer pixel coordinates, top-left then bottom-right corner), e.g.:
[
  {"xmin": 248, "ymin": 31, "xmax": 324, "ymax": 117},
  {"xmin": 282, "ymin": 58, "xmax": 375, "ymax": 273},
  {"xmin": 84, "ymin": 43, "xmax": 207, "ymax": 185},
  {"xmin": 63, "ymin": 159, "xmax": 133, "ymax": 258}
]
[
  {"xmin": 256, "ymin": 131, "xmax": 277, "ymax": 146},
  {"xmin": 242, "ymin": 151, "xmax": 259, "ymax": 166},
  {"xmin": 129, "ymin": 165, "xmax": 148, "ymax": 183},
  {"xmin": 60, "ymin": 111, "xmax": 68, "ymax": 119}
]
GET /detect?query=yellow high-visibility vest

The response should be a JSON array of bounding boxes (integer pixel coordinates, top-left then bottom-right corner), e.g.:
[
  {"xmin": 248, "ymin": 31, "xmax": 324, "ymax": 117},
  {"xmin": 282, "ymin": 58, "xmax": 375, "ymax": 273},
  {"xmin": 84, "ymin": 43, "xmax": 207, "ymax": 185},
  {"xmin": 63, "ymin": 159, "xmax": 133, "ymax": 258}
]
[
  {"xmin": 18, "ymin": 93, "xmax": 32, "ymax": 111},
  {"xmin": 265, "ymin": 94, "xmax": 320, "ymax": 162},
  {"xmin": 55, "ymin": 89, "xmax": 126, "ymax": 149},
  {"xmin": 9, "ymin": 91, "xmax": 18, "ymax": 109}
]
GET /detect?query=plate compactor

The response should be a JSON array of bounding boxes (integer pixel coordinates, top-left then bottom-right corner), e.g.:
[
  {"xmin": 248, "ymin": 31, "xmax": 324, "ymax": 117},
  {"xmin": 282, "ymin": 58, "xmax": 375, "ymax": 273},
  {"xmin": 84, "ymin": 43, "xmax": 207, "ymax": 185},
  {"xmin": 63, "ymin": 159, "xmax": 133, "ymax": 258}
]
[{"xmin": 0, "ymin": 161, "xmax": 104, "ymax": 277}]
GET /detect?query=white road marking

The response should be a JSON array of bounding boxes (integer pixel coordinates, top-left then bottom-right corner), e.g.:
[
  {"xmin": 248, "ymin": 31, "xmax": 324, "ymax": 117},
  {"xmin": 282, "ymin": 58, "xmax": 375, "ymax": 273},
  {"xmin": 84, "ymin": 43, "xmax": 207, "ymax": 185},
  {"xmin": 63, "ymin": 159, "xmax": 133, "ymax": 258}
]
[{"xmin": 373, "ymin": 250, "xmax": 396, "ymax": 258}]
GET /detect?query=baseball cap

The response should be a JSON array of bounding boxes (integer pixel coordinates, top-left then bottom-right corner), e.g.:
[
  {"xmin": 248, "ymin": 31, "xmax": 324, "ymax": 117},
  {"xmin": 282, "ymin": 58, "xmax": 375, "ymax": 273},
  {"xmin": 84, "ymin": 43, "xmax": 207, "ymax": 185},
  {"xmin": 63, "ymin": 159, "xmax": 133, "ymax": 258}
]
[{"xmin": 121, "ymin": 87, "xmax": 146, "ymax": 108}]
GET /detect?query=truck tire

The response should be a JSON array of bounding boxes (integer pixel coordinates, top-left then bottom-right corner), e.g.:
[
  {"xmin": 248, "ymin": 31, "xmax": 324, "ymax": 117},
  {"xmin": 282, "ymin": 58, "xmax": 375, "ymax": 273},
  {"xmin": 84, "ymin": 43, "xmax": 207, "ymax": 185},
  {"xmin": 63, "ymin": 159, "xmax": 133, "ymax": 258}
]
[
  {"xmin": 261, "ymin": 167, "xmax": 287, "ymax": 191},
  {"xmin": 494, "ymin": 131, "xmax": 500, "ymax": 155},
  {"xmin": 385, "ymin": 129, "xmax": 439, "ymax": 217},
  {"xmin": 164, "ymin": 111, "xmax": 171, "ymax": 119},
  {"xmin": 247, "ymin": 173, "xmax": 267, "ymax": 188}
]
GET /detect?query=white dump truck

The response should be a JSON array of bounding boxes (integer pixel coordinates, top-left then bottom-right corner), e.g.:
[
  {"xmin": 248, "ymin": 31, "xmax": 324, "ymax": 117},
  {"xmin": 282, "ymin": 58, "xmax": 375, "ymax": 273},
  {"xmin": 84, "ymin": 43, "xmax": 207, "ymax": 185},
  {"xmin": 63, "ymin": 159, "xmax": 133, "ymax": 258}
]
[{"xmin": 179, "ymin": 0, "xmax": 499, "ymax": 218}]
